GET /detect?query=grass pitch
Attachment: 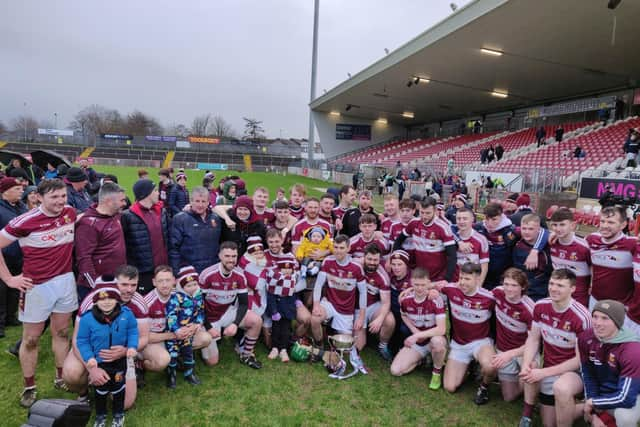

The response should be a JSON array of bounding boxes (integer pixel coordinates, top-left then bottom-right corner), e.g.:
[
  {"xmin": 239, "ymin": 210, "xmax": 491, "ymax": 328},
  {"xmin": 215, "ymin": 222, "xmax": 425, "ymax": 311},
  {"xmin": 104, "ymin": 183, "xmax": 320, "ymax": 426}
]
[{"xmin": 0, "ymin": 166, "xmax": 532, "ymax": 426}]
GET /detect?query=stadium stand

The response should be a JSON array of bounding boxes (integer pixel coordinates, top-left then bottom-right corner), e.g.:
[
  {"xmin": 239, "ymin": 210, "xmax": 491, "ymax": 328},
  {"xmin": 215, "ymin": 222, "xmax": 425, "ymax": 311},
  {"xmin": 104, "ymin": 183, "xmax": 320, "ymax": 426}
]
[{"xmin": 482, "ymin": 117, "xmax": 640, "ymax": 185}]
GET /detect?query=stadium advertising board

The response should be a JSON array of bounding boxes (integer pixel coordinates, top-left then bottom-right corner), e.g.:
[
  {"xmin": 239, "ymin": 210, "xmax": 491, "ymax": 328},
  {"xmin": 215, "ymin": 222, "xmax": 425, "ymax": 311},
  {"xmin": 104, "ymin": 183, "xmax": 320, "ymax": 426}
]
[
  {"xmin": 188, "ymin": 136, "xmax": 220, "ymax": 144},
  {"xmin": 336, "ymin": 124, "xmax": 371, "ymax": 141},
  {"xmin": 196, "ymin": 162, "xmax": 228, "ymax": 170},
  {"xmin": 102, "ymin": 133, "xmax": 133, "ymax": 140},
  {"xmin": 579, "ymin": 177, "xmax": 640, "ymax": 199},
  {"xmin": 37, "ymin": 128, "xmax": 74, "ymax": 136},
  {"xmin": 145, "ymin": 135, "xmax": 177, "ymax": 142},
  {"xmin": 527, "ymin": 96, "xmax": 616, "ymax": 118}
]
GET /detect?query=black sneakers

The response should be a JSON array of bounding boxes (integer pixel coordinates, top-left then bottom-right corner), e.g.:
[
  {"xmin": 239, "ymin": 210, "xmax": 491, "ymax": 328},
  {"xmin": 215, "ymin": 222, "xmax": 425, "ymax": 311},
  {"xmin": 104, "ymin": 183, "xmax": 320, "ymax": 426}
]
[
  {"xmin": 239, "ymin": 352, "xmax": 262, "ymax": 369},
  {"xmin": 473, "ymin": 385, "xmax": 489, "ymax": 405}
]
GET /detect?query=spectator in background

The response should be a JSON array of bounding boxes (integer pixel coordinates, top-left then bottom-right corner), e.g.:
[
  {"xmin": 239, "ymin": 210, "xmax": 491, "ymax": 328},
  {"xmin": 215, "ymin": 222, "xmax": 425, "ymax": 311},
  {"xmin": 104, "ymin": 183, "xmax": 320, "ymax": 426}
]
[
  {"xmin": 169, "ymin": 187, "xmax": 221, "ymax": 274},
  {"xmin": 157, "ymin": 168, "xmax": 175, "ymax": 205},
  {"xmin": 503, "ymin": 193, "xmax": 519, "ymax": 216},
  {"xmin": 447, "ymin": 156, "xmax": 455, "ymax": 176},
  {"xmin": 121, "ymin": 179, "xmax": 170, "ymax": 295},
  {"xmin": 445, "ymin": 193, "xmax": 469, "ymax": 225},
  {"xmin": 480, "ymin": 148, "xmax": 488, "ymax": 164},
  {"xmin": 78, "ymin": 159, "xmax": 98, "ymax": 184},
  {"xmin": 535, "ymin": 126, "xmax": 546, "ymax": 147},
  {"xmin": 21, "ymin": 186, "xmax": 38, "ymax": 210},
  {"xmin": 74, "ymin": 182, "xmax": 127, "ymax": 303},
  {"xmin": 0, "ymin": 178, "xmax": 26, "ymax": 337},
  {"xmin": 599, "ymin": 108, "xmax": 610, "ymax": 126},
  {"xmin": 555, "ymin": 125, "xmax": 564, "ymax": 142},
  {"xmin": 485, "ymin": 176, "xmax": 494, "ymax": 189},
  {"xmin": 168, "ymin": 173, "xmax": 190, "ymax": 217},
  {"xmin": 65, "ymin": 167, "xmax": 92, "ymax": 213},
  {"xmin": 487, "ymin": 146, "xmax": 495, "ymax": 163},
  {"xmin": 216, "ymin": 179, "xmax": 237, "ymax": 206},
  {"xmin": 495, "ymin": 144, "xmax": 504, "ymax": 161},
  {"xmin": 137, "ymin": 169, "xmax": 149, "ymax": 180},
  {"xmin": 57, "ymin": 164, "xmax": 69, "ymax": 179},
  {"xmin": 271, "ymin": 187, "xmax": 287, "ymax": 209},
  {"xmin": 352, "ymin": 171, "xmax": 359, "ymax": 189},
  {"xmin": 44, "ymin": 163, "xmax": 58, "ymax": 180},
  {"xmin": 624, "ymin": 128, "xmax": 640, "ymax": 168},
  {"xmin": 474, "ymin": 120, "xmax": 482, "ymax": 134},
  {"xmin": 509, "ymin": 193, "xmax": 547, "ymax": 228},
  {"xmin": 615, "ymin": 96, "xmax": 626, "ymax": 121}
]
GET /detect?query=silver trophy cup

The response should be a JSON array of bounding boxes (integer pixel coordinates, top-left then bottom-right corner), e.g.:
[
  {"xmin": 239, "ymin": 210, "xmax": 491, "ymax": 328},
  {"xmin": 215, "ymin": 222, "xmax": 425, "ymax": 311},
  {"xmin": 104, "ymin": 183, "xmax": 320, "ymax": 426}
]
[{"xmin": 327, "ymin": 334, "xmax": 361, "ymax": 380}]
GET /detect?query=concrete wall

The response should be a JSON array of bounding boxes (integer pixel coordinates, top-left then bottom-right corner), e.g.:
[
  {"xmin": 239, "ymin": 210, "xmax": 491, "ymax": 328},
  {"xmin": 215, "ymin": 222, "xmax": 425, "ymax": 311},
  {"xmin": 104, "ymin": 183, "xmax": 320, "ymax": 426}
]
[{"xmin": 313, "ymin": 111, "xmax": 405, "ymax": 159}]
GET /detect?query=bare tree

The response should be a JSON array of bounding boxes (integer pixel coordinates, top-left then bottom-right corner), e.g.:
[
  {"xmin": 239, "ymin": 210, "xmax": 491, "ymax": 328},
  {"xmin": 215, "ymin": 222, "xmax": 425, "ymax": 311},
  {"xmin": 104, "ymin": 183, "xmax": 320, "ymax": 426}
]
[
  {"xmin": 211, "ymin": 115, "xmax": 235, "ymax": 138},
  {"xmin": 191, "ymin": 114, "xmax": 211, "ymax": 136},
  {"xmin": 125, "ymin": 110, "xmax": 163, "ymax": 135},
  {"xmin": 69, "ymin": 104, "xmax": 117, "ymax": 142},
  {"xmin": 165, "ymin": 123, "xmax": 190, "ymax": 138},
  {"xmin": 0, "ymin": 121, "xmax": 6, "ymax": 135},
  {"xmin": 11, "ymin": 115, "xmax": 39, "ymax": 141},
  {"xmin": 242, "ymin": 117, "xmax": 264, "ymax": 141}
]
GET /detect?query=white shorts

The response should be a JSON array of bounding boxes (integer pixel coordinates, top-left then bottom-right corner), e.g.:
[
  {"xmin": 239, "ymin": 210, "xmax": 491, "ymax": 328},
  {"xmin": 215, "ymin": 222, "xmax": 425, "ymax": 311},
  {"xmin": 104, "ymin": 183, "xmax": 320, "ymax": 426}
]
[
  {"xmin": 355, "ymin": 302, "xmax": 381, "ymax": 328},
  {"xmin": 262, "ymin": 313, "xmax": 272, "ymax": 329},
  {"xmin": 448, "ymin": 337, "xmax": 493, "ymax": 365},
  {"xmin": 209, "ymin": 305, "xmax": 238, "ymax": 341},
  {"xmin": 540, "ymin": 374, "xmax": 561, "ymax": 396},
  {"xmin": 20, "ymin": 272, "xmax": 77, "ymax": 323},
  {"xmin": 320, "ymin": 298, "xmax": 354, "ymax": 334},
  {"xmin": 497, "ymin": 352, "xmax": 541, "ymax": 382},
  {"xmin": 411, "ymin": 342, "xmax": 433, "ymax": 359}
]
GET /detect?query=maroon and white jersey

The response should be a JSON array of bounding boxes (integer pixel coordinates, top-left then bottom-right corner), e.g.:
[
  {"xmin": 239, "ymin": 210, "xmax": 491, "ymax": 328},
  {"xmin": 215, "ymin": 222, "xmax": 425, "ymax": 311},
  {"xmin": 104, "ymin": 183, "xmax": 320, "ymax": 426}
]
[
  {"xmin": 532, "ymin": 298, "xmax": 591, "ymax": 367},
  {"xmin": 441, "ymin": 284, "xmax": 495, "ymax": 345},
  {"xmin": 349, "ymin": 233, "xmax": 388, "ymax": 259},
  {"xmin": 626, "ymin": 244, "xmax": 640, "ymax": 323},
  {"xmin": 389, "ymin": 221, "xmax": 414, "ymax": 250},
  {"xmin": 253, "ymin": 209, "xmax": 275, "ymax": 228},
  {"xmin": 586, "ymin": 233, "xmax": 636, "ymax": 303},
  {"xmin": 363, "ymin": 265, "xmax": 391, "ymax": 307},
  {"xmin": 319, "ymin": 255, "xmax": 366, "ymax": 315},
  {"xmin": 239, "ymin": 255, "xmax": 268, "ymax": 310},
  {"xmin": 400, "ymin": 289, "xmax": 446, "ymax": 345},
  {"xmin": 144, "ymin": 289, "xmax": 171, "ymax": 333},
  {"xmin": 550, "ymin": 235, "xmax": 591, "ymax": 305},
  {"xmin": 380, "ymin": 217, "xmax": 397, "ymax": 242},
  {"xmin": 492, "ymin": 286, "xmax": 534, "ymax": 352},
  {"xmin": 390, "ymin": 271, "xmax": 412, "ymax": 292},
  {"xmin": 402, "ymin": 217, "xmax": 455, "ymax": 281},
  {"xmin": 332, "ymin": 205, "xmax": 349, "ymax": 221},
  {"xmin": 454, "ymin": 230, "xmax": 489, "ymax": 281},
  {"xmin": 289, "ymin": 204, "xmax": 305, "ymax": 220},
  {"xmin": 199, "ymin": 263, "xmax": 248, "ymax": 323},
  {"xmin": 78, "ymin": 287, "xmax": 149, "ymax": 321},
  {"xmin": 1, "ymin": 206, "xmax": 76, "ymax": 284},
  {"xmin": 291, "ymin": 217, "xmax": 332, "ymax": 247},
  {"xmin": 265, "ymin": 250, "xmax": 295, "ymax": 267}
]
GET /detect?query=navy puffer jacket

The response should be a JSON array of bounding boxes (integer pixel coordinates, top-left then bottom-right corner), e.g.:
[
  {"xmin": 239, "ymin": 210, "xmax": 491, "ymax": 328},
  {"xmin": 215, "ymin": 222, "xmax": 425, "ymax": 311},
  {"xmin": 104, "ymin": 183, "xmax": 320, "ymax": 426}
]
[
  {"xmin": 0, "ymin": 199, "xmax": 28, "ymax": 272},
  {"xmin": 169, "ymin": 209, "xmax": 222, "ymax": 274},
  {"xmin": 121, "ymin": 203, "xmax": 170, "ymax": 273},
  {"xmin": 168, "ymin": 185, "xmax": 189, "ymax": 217}
]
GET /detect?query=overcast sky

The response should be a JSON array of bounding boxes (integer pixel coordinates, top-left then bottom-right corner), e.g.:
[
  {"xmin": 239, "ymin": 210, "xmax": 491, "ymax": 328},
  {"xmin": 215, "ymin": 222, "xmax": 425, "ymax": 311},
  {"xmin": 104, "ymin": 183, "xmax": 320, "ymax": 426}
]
[{"xmin": 1, "ymin": 0, "xmax": 471, "ymax": 138}]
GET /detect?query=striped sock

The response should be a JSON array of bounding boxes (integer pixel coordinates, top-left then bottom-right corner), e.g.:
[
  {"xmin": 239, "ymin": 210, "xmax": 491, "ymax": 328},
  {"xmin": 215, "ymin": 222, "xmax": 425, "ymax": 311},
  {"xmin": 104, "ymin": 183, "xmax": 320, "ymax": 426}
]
[
  {"xmin": 242, "ymin": 336, "xmax": 258, "ymax": 354},
  {"xmin": 378, "ymin": 341, "xmax": 388, "ymax": 349}
]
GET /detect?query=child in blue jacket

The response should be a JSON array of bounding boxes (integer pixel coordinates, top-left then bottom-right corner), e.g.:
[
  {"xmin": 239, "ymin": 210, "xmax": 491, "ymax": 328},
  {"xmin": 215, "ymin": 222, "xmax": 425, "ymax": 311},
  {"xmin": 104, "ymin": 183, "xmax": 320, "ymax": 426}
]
[{"xmin": 77, "ymin": 287, "xmax": 138, "ymax": 427}]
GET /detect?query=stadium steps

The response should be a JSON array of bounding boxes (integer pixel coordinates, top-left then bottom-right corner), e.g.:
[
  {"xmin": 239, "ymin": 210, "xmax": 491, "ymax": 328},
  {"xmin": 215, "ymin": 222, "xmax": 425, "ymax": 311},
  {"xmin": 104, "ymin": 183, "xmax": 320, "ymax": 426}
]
[
  {"xmin": 163, "ymin": 150, "xmax": 175, "ymax": 168},
  {"xmin": 79, "ymin": 147, "xmax": 95, "ymax": 158}
]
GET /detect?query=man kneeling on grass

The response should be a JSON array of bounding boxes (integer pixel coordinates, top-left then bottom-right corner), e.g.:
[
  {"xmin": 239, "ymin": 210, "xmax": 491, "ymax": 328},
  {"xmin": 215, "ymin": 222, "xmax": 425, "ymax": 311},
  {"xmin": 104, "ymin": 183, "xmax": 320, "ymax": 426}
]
[
  {"xmin": 390, "ymin": 267, "xmax": 446, "ymax": 390},
  {"xmin": 199, "ymin": 241, "xmax": 263, "ymax": 369},
  {"xmin": 433, "ymin": 262, "xmax": 497, "ymax": 405}
]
